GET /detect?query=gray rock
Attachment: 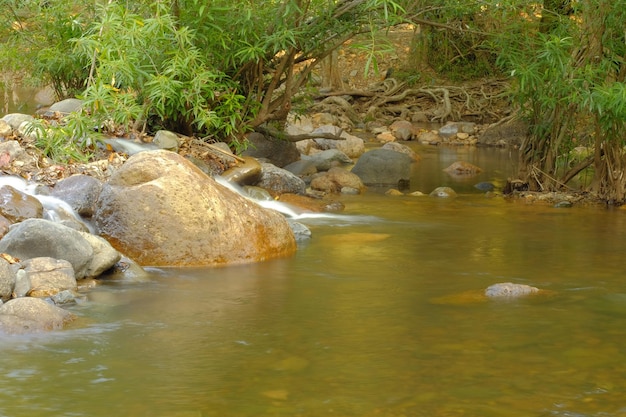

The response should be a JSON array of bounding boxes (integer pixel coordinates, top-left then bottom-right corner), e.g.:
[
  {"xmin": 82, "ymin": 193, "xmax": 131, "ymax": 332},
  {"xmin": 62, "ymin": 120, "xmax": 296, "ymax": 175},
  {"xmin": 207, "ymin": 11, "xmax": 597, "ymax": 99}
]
[
  {"xmin": 257, "ymin": 163, "xmax": 306, "ymax": 195},
  {"xmin": 0, "ymin": 141, "xmax": 38, "ymax": 169},
  {"xmin": 288, "ymin": 220, "xmax": 312, "ymax": 241},
  {"xmin": 0, "ymin": 113, "xmax": 34, "ymax": 130},
  {"xmin": 0, "ymin": 218, "xmax": 93, "ymax": 278},
  {"xmin": 0, "ymin": 297, "xmax": 75, "ymax": 334},
  {"xmin": 351, "ymin": 148, "xmax": 413, "ymax": 187},
  {"xmin": 22, "ymin": 257, "xmax": 77, "ymax": 297},
  {"xmin": 283, "ymin": 159, "xmax": 318, "ymax": 178},
  {"xmin": 0, "ymin": 259, "xmax": 15, "ymax": 302},
  {"xmin": 78, "ymin": 232, "xmax": 121, "ymax": 277},
  {"xmin": 302, "ymin": 149, "xmax": 352, "ymax": 171},
  {"xmin": 49, "ymin": 98, "xmax": 83, "ymax": 114},
  {"xmin": 50, "ymin": 289, "xmax": 81, "ymax": 305},
  {"xmin": 153, "ymin": 130, "xmax": 180, "ymax": 152},
  {"xmin": 485, "ymin": 282, "xmax": 540, "ymax": 298},
  {"xmin": 52, "ymin": 174, "xmax": 103, "ymax": 217}
]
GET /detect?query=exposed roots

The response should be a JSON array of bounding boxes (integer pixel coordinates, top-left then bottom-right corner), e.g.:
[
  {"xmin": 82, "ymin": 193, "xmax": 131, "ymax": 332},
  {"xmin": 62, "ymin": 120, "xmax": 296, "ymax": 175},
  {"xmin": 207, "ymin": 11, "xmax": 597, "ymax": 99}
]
[{"xmin": 313, "ymin": 78, "xmax": 510, "ymax": 125}]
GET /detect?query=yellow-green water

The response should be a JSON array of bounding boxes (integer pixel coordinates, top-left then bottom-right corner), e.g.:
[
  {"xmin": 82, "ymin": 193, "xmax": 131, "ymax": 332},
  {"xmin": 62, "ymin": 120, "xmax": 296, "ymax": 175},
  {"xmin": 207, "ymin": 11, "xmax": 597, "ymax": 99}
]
[{"xmin": 1, "ymin": 147, "xmax": 626, "ymax": 417}]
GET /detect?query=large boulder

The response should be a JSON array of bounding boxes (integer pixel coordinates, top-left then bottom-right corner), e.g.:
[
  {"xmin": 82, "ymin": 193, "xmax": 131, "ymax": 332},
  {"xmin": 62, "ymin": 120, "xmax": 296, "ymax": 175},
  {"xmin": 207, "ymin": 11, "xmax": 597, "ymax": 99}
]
[
  {"xmin": 0, "ymin": 297, "xmax": 75, "ymax": 334},
  {"xmin": 0, "ymin": 218, "xmax": 94, "ymax": 278},
  {"xmin": 351, "ymin": 148, "xmax": 413, "ymax": 187},
  {"xmin": 93, "ymin": 150, "xmax": 297, "ymax": 267}
]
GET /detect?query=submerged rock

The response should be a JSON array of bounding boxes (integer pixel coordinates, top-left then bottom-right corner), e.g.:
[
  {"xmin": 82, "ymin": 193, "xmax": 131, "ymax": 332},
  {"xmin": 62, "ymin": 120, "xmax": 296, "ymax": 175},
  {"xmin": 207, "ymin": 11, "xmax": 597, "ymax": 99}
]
[
  {"xmin": 443, "ymin": 161, "xmax": 482, "ymax": 176},
  {"xmin": 474, "ymin": 182, "xmax": 495, "ymax": 192},
  {"xmin": 485, "ymin": 282, "xmax": 540, "ymax": 298},
  {"xmin": 431, "ymin": 282, "xmax": 548, "ymax": 305},
  {"xmin": 429, "ymin": 186, "xmax": 457, "ymax": 198}
]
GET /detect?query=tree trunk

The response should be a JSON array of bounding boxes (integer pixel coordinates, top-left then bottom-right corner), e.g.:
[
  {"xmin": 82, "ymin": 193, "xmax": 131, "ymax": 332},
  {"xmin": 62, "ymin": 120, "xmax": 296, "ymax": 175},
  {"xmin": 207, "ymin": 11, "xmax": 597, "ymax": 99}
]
[{"xmin": 320, "ymin": 49, "xmax": 343, "ymax": 91}]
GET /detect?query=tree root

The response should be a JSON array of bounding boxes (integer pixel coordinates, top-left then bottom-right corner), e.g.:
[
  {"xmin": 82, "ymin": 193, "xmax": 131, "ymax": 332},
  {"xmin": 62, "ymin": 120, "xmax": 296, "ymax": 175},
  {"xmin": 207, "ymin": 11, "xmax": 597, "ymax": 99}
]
[
  {"xmin": 256, "ymin": 125, "xmax": 345, "ymax": 142},
  {"xmin": 315, "ymin": 77, "xmax": 510, "ymax": 125}
]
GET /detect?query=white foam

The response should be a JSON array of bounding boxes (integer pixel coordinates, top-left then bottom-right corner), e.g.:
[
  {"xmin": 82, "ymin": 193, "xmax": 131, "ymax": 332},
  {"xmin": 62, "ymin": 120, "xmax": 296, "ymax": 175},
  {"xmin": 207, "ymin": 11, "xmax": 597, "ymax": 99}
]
[{"xmin": 0, "ymin": 175, "xmax": 92, "ymax": 231}]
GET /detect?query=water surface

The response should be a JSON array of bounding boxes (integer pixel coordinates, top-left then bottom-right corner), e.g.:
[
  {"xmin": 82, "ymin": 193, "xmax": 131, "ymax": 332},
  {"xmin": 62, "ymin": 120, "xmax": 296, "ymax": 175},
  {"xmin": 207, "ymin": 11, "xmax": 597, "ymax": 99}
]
[{"xmin": 1, "ymin": 147, "xmax": 625, "ymax": 417}]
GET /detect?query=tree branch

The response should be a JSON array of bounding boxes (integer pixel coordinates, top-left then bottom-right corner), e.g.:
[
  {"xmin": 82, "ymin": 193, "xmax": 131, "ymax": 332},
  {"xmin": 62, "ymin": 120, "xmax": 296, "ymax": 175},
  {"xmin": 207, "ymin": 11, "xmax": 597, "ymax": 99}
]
[{"xmin": 256, "ymin": 126, "xmax": 345, "ymax": 143}]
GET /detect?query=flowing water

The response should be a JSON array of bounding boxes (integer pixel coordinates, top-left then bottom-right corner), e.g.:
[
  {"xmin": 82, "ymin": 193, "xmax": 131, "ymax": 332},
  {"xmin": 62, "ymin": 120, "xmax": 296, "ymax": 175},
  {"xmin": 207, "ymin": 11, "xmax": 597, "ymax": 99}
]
[{"xmin": 2, "ymin": 146, "xmax": 626, "ymax": 417}]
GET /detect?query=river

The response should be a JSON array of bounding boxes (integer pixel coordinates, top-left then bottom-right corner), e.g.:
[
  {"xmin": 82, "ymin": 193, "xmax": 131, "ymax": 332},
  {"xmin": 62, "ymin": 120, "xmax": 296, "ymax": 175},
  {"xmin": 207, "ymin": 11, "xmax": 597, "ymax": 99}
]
[{"xmin": 1, "ymin": 145, "xmax": 625, "ymax": 417}]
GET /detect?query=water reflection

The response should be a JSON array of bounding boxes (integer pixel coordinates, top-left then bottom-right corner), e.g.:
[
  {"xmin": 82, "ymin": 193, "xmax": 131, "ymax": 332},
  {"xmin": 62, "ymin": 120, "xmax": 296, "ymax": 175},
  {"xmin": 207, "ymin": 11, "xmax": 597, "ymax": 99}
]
[{"xmin": 1, "ymin": 148, "xmax": 626, "ymax": 416}]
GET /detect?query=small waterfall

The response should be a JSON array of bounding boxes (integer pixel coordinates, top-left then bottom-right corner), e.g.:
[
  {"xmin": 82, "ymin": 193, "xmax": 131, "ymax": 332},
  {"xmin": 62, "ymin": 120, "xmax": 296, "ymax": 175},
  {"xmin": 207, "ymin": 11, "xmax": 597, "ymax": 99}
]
[
  {"xmin": 102, "ymin": 138, "xmax": 159, "ymax": 155},
  {"xmin": 213, "ymin": 175, "xmax": 380, "ymax": 224},
  {"xmin": 0, "ymin": 176, "xmax": 92, "ymax": 232}
]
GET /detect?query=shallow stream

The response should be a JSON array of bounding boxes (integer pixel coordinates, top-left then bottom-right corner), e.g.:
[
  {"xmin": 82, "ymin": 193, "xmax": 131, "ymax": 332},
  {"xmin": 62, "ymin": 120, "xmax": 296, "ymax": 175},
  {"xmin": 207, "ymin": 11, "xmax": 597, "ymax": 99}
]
[{"xmin": 1, "ymin": 146, "xmax": 626, "ymax": 417}]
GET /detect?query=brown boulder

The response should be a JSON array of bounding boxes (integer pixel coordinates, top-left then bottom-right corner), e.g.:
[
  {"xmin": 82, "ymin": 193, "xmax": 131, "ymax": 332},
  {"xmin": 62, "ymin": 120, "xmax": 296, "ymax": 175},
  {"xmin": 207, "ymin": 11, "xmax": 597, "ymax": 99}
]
[
  {"xmin": 311, "ymin": 167, "xmax": 365, "ymax": 194},
  {"xmin": 94, "ymin": 150, "xmax": 297, "ymax": 267}
]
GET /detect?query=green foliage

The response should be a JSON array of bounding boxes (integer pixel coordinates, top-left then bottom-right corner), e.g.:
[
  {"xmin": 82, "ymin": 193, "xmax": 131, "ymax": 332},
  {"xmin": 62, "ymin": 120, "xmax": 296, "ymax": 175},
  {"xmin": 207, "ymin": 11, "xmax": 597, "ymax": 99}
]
[
  {"xmin": 3, "ymin": 0, "xmax": 404, "ymax": 155},
  {"xmin": 496, "ymin": 0, "xmax": 626, "ymax": 200},
  {"xmin": 0, "ymin": 0, "xmax": 92, "ymax": 97},
  {"xmin": 70, "ymin": 1, "xmax": 247, "ymax": 139},
  {"xmin": 24, "ymin": 115, "xmax": 95, "ymax": 163}
]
